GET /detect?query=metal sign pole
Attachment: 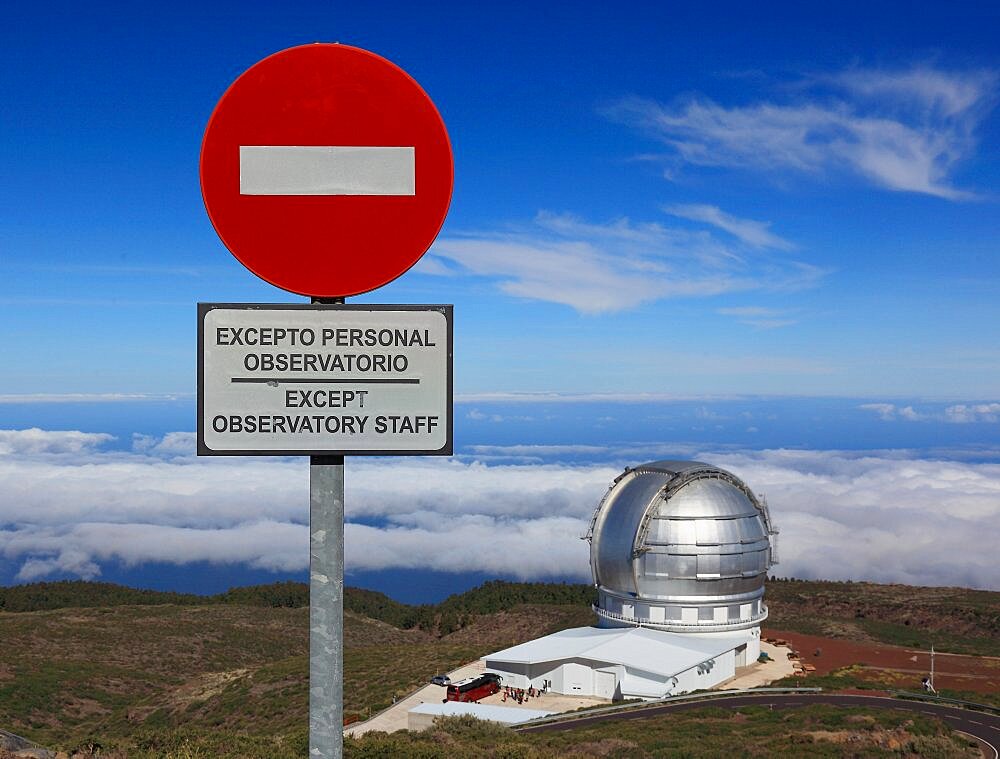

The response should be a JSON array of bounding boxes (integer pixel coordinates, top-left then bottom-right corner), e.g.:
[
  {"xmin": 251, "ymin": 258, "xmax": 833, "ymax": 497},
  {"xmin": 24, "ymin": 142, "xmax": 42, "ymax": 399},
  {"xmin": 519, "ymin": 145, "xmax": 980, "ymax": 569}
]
[
  {"xmin": 309, "ymin": 453, "xmax": 344, "ymax": 758},
  {"xmin": 310, "ymin": 294, "xmax": 345, "ymax": 758}
]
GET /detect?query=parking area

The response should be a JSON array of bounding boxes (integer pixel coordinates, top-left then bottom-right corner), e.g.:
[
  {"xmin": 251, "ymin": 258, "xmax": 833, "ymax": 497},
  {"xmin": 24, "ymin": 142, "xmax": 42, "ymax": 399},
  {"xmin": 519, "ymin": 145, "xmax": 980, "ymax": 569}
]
[{"xmin": 344, "ymin": 659, "xmax": 487, "ymax": 737}]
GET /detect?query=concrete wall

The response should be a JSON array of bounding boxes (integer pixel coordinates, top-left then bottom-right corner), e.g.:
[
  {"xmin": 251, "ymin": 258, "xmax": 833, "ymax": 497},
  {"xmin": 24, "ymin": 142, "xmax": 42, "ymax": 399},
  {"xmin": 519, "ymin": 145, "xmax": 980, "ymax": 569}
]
[
  {"xmin": 487, "ymin": 657, "xmax": 620, "ymax": 698},
  {"xmin": 670, "ymin": 649, "xmax": 735, "ymax": 695},
  {"xmin": 488, "ymin": 631, "xmax": 756, "ymax": 700},
  {"xmin": 408, "ymin": 711, "xmax": 437, "ymax": 731},
  {"xmin": 485, "ymin": 657, "xmax": 586, "ymax": 692},
  {"xmin": 485, "ymin": 659, "xmax": 529, "ymax": 689},
  {"xmin": 747, "ymin": 628, "xmax": 761, "ymax": 662}
]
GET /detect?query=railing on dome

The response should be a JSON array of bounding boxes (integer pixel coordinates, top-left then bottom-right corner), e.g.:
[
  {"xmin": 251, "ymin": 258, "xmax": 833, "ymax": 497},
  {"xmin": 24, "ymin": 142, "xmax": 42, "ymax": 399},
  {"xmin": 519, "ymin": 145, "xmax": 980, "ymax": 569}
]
[
  {"xmin": 631, "ymin": 467, "xmax": 778, "ymax": 563},
  {"xmin": 592, "ymin": 603, "xmax": 768, "ymax": 632},
  {"xmin": 758, "ymin": 493, "xmax": 779, "ymax": 565},
  {"xmin": 583, "ymin": 467, "xmax": 635, "ymax": 544},
  {"xmin": 631, "ymin": 468, "xmax": 721, "ymax": 558}
]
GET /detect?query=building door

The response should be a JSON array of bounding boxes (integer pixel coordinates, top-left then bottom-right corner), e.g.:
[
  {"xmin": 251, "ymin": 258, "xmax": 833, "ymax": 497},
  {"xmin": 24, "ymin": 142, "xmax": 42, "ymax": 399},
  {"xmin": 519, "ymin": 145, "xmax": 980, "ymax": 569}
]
[
  {"xmin": 561, "ymin": 663, "xmax": 591, "ymax": 694},
  {"xmin": 594, "ymin": 670, "xmax": 616, "ymax": 699},
  {"xmin": 735, "ymin": 644, "xmax": 747, "ymax": 667}
]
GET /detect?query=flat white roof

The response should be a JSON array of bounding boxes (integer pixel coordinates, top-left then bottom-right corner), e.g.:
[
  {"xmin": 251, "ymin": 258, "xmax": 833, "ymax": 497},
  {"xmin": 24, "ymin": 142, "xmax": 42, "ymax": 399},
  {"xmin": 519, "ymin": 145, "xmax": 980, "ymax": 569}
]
[
  {"xmin": 409, "ymin": 701, "xmax": 552, "ymax": 724},
  {"xmin": 486, "ymin": 626, "xmax": 748, "ymax": 679}
]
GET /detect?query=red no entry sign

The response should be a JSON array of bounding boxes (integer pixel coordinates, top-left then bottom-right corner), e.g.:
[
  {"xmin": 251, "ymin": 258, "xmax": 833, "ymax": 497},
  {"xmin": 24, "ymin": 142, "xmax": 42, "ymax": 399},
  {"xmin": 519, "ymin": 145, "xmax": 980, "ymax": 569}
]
[{"xmin": 200, "ymin": 44, "xmax": 453, "ymax": 298}]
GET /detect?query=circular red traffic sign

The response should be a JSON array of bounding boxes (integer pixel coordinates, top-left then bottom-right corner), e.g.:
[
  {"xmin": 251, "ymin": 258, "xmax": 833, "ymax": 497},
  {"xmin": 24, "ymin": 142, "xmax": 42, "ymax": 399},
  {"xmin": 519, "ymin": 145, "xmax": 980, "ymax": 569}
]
[{"xmin": 200, "ymin": 44, "xmax": 453, "ymax": 298}]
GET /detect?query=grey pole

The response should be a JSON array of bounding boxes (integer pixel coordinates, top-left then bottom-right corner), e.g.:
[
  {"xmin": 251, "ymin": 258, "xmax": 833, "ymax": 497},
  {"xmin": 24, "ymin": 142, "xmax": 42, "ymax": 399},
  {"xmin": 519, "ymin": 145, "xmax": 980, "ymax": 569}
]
[
  {"xmin": 310, "ymin": 453, "xmax": 344, "ymax": 757},
  {"xmin": 310, "ymin": 295, "xmax": 345, "ymax": 758}
]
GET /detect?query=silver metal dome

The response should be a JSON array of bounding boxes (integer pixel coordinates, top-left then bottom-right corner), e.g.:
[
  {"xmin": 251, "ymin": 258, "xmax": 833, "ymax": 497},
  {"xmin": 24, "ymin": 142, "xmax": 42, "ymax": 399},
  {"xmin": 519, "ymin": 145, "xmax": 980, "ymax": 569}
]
[{"xmin": 586, "ymin": 460, "xmax": 777, "ymax": 633}]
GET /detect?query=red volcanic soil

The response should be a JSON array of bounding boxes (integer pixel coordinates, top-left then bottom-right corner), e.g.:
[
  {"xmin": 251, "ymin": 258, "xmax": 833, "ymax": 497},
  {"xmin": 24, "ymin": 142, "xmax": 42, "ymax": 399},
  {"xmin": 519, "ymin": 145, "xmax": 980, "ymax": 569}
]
[{"xmin": 765, "ymin": 628, "xmax": 1000, "ymax": 696}]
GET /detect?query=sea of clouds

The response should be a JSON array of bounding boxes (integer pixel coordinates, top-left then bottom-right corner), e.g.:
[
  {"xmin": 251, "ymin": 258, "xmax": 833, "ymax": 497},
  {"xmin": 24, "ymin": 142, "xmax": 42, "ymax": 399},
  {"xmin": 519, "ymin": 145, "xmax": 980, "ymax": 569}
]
[{"xmin": 1, "ymin": 427, "xmax": 998, "ymax": 591}]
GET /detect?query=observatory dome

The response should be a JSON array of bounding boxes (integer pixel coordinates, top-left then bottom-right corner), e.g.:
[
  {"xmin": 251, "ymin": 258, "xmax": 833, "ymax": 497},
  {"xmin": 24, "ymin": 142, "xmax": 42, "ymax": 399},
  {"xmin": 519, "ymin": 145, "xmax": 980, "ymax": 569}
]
[{"xmin": 587, "ymin": 461, "xmax": 777, "ymax": 633}]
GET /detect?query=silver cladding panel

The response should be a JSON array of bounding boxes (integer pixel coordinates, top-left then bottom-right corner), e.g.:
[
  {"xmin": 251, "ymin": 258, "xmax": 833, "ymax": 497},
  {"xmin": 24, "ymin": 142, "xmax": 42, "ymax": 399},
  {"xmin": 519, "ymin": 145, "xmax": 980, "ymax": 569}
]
[
  {"xmin": 590, "ymin": 461, "xmax": 772, "ymax": 604},
  {"xmin": 591, "ymin": 471, "xmax": 668, "ymax": 593},
  {"xmin": 663, "ymin": 478, "xmax": 759, "ymax": 519}
]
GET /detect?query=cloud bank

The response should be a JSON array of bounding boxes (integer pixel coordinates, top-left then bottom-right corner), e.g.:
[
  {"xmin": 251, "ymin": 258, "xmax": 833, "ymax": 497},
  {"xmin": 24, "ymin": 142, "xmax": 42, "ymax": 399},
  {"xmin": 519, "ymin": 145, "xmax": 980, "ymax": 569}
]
[
  {"xmin": 1, "ymin": 429, "xmax": 997, "ymax": 591},
  {"xmin": 859, "ymin": 402, "xmax": 1000, "ymax": 423}
]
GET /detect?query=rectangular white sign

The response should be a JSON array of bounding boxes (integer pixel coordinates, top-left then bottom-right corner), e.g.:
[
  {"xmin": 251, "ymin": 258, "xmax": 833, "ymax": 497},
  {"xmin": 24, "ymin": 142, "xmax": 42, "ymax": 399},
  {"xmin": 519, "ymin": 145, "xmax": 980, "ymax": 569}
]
[
  {"xmin": 198, "ymin": 304, "xmax": 452, "ymax": 455},
  {"xmin": 239, "ymin": 146, "xmax": 416, "ymax": 196}
]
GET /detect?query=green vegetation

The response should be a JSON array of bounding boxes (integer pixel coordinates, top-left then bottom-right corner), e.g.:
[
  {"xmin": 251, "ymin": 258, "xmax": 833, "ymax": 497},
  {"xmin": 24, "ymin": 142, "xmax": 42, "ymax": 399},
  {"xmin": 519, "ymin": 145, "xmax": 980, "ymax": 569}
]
[
  {"xmin": 216, "ymin": 581, "xmax": 309, "ymax": 609},
  {"xmin": 6, "ymin": 706, "xmax": 973, "ymax": 758},
  {"xmin": 766, "ymin": 578, "xmax": 1000, "ymax": 656},
  {"xmin": 0, "ymin": 603, "xmax": 311, "ymax": 746},
  {"xmin": 772, "ymin": 666, "xmax": 1000, "ymax": 710},
  {"xmin": 854, "ymin": 617, "xmax": 997, "ymax": 658},
  {"xmin": 6, "ymin": 578, "xmax": 995, "ymax": 655},
  {"xmin": 341, "ymin": 586, "xmax": 420, "ymax": 628},
  {"xmin": 0, "ymin": 577, "xmax": 996, "ymax": 756},
  {"xmin": 0, "ymin": 582, "xmax": 594, "ymax": 754},
  {"xmin": 345, "ymin": 579, "xmax": 598, "ymax": 635},
  {"xmin": 8, "ymin": 577, "xmax": 995, "ymax": 651},
  {"xmin": 0, "ymin": 581, "xmax": 205, "ymax": 612},
  {"xmin": 428, "ymin": 580, "xmax": 596, "ymax": 635},
  {"xmin": 0, "ymin": 579, "xmax": 597, "ymax": 637},
  {"xmin": 340, "ymin": 706, "xmax": 977, "ymax": 759},
  {"xmin": 0, "ymin": 580, "xmax": 309, "ymax": 613}
]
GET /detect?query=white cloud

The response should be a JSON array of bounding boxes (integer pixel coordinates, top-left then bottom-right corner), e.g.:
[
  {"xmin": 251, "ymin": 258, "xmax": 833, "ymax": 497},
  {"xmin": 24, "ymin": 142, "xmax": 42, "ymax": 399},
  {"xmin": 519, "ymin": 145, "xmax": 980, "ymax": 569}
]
[
  {"xmin": 608, "ymin": 65, "xmax": 995, "ymax": 200},
  {"xmin": 717, "ymin": 306, "xmax": 797, "ymax": 329},
  {"xmin": 858, "ymin": 403, "xmax": 900, "ymax": 421},
  {"xmin": 665, "ymin": 204, "xmax": 795, "ymax": 250},
  {"xmin": 132, "ymin": 431, "xmax": 197, "ymax": 456},
  {"xmin": 456, "ymin": 392, "xmax": 729, "ymax": 403},
  {"xmin": 711, "ymin": 449, "xmax": 1000, "ymax": 588},
  {"xmin": 1, "ymin": 428, "xmax": 998, "ymax": 590},
  {"xmin": 409, "ymin": 255, "xmax": 459, "ymax": 277},
  {"xmin": 832, "ymin": 67, "xmax": 995, "ymax": 118},
  {"xmin": 468, "ymin": 444, "xmax": 611, "ymax": 458},
  {"xmin": 8, "ymin": 521, "xmax": 307, "ymax": 581},
  {"xmin": 0, "ymin": 428, "xmax": 114, "ymax": 455},
  {"xmin": 0, "ymin": 393, "xmax": 190, "ymax": 404},
  {"xmin": 465, "ymin": 409, "xmax": 535, "ymax": 423},
  {"xmin": 859, "ymin": 402, "xmax": 1000, "ymax": 423},
  {"xmin": 944, "ymin": 403, "xmax": 1000, "ymax": 423},
  {"xmin": 344, "ymin": 517, "xmax": 586, "ymax": 579},
  {"xmin": 430, "ymin": 211, "xmax": 822, "ymax": 314},
  {"xmin": 17, "ymin": 550, "xmax": 100, "ymax": 582}
]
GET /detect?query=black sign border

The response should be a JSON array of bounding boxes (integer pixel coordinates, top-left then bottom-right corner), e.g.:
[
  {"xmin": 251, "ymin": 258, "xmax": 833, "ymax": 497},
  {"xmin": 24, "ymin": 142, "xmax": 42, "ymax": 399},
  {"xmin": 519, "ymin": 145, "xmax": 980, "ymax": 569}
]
[{"xmin": 198, "ymin": 303, "xmax": 453, "ymax": 457}]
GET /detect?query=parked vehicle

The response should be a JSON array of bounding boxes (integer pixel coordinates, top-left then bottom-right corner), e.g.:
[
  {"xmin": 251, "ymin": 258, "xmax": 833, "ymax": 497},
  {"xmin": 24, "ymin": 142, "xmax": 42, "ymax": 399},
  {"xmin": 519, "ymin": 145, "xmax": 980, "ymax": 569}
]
[
  {"xmin": 430, "ymin": 674, "xmax": 451, "ymax": 686},
  {"xmin": 445, "ymin": 673, "xmax": 502, "ymax": 702}
]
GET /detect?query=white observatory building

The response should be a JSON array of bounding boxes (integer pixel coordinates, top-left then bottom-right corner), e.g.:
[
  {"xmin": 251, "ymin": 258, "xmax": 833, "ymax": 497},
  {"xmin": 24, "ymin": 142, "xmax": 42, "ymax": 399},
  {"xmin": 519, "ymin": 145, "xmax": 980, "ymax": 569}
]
[{"xmin": 486, "ymin": 461, "xmax": 777, "ymax": 700}]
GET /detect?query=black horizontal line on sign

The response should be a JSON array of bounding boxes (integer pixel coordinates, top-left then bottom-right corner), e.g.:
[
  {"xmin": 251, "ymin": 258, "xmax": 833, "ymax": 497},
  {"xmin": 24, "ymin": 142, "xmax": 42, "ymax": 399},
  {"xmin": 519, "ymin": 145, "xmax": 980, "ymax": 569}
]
[{"xmin": 230, "ymin": 377, "xmax": 420, "ymax": 385}]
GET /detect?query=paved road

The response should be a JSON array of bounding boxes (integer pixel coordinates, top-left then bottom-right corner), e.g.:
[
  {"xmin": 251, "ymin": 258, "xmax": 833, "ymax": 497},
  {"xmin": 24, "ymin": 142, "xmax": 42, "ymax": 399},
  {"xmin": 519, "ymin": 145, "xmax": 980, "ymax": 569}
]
[{"xmin": 518, "ymin": 693, "xmax": 1000, "ymax": 757}]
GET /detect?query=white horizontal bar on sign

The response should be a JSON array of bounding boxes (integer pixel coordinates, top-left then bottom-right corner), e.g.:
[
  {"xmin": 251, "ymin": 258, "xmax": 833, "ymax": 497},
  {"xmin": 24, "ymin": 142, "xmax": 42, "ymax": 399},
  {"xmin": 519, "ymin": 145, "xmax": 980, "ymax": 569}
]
[{"xmin": 239, "ymin": 146, "xmax": 416, "ymax": 196}]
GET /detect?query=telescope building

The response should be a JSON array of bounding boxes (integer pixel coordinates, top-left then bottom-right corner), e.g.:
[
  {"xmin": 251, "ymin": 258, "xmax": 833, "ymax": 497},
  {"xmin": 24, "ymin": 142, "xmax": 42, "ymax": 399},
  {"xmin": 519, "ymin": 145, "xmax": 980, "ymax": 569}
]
[{"xmin": 486, "ymin": 460, "xmax": 778, "ymax": 700}]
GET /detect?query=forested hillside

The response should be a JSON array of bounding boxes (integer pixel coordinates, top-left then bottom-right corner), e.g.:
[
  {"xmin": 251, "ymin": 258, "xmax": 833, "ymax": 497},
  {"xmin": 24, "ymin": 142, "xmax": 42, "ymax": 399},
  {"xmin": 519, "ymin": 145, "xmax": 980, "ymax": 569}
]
[
  {"xmin": 0, "ymin": 579, "xmax": 596, "ymax": 636},
  {"xmin": 2, "ymin": 577, "xmax": 996, "ymax": 651}
]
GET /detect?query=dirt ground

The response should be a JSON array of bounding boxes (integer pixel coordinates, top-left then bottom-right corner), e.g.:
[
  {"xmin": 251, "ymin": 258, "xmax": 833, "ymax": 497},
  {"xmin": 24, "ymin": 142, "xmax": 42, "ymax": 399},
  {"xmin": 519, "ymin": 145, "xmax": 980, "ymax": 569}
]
[{"xmin": 765, "ymin": 628, "xmax": 1000, "ymax": 695}]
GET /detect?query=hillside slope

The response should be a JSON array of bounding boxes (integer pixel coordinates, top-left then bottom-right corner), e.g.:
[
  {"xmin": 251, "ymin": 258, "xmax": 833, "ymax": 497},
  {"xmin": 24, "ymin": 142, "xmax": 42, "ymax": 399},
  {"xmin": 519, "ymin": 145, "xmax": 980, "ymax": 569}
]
[
  {"xmin": 0, "ymin": 586, "xmax": 593, "ymax": 753},
  {"xmin": 0, "ymin": 577, "xmax": 996, "ymax": 756},
  {"xmin": 765, "ymin": 578, "xmax": 999, "ymax": 656}
]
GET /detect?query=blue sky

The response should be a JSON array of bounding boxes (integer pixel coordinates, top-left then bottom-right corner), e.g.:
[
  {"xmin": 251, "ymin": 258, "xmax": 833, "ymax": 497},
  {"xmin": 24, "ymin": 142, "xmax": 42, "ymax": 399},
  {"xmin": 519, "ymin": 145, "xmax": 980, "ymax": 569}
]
[
  {"xmin": 3, "ymin": 1, "xmax": 999, "ymax": 398},
  {"xmin": 2, "ymin": 2, "xmax": 999, "ymax": 597}
]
